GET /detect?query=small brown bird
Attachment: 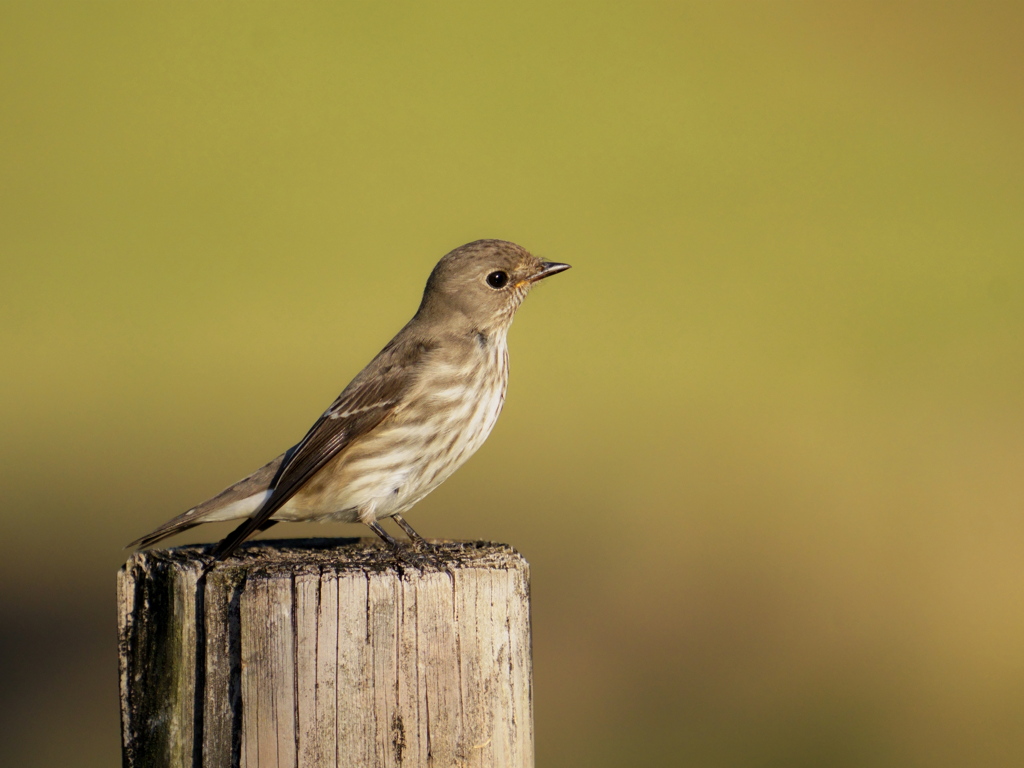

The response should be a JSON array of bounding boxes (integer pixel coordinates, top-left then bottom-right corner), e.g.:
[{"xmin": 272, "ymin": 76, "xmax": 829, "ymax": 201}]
[{"xmin": 129, "ymin": 239, "xmax": 570, "ymax": 565}]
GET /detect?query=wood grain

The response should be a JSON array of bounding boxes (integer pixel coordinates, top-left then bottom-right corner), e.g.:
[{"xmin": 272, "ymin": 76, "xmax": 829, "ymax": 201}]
[{"xmin": 118, "ymin": 539, "xmax": 532, "ymax": 768}]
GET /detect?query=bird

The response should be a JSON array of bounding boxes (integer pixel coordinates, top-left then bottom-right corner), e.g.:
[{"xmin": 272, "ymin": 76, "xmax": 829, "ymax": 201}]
[{"xmin": 128, "ymin": 239, "xmax": 570, "ymax": 567}]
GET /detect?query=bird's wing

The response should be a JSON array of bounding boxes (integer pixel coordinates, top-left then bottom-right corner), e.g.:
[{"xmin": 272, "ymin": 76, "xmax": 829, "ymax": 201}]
[{"xmin": 207, "ymin": 338, "xmax": 432, "ymax": 564}]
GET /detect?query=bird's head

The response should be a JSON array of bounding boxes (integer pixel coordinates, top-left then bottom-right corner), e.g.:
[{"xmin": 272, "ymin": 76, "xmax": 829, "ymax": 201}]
[{"xmin": 417, "ymin": 239, "xmax": 570, "ymax": 334}]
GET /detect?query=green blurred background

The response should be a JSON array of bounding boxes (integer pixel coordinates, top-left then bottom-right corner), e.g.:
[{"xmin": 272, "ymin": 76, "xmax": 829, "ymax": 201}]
[{"xmin": 3, "ymin": 2, "xmax": 1023, "ymax": 766}]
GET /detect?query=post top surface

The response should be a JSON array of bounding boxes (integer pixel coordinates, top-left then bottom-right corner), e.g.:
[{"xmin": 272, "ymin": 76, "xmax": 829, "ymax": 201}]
[{"xmin": 123, "ymin": 538, "xmax": 528, "ymax": 577}]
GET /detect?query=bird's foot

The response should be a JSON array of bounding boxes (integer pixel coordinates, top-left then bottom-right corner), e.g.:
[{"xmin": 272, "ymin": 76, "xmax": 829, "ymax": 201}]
[
  {"xmin": 392, "ymin": 543, "xmax": 439, "ymax": 570},
  {"xmin": 367, "ymin": 519, "xmax": 439, "ymax": 569}
]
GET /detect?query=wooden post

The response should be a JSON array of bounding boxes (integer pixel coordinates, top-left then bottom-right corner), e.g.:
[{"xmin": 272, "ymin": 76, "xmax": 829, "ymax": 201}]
[{"xmin": 117, "ymin": 539, "xmax": 533, "ymax": 768}]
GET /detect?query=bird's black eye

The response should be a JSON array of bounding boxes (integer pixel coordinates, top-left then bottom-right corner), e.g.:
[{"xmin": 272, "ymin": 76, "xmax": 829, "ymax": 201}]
[{"xmin": 486, "ymin": 270, "xmax": 509, "ymax": 289}]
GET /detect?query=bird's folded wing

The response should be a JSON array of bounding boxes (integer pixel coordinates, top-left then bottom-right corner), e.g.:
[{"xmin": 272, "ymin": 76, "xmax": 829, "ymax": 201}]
[{"xmin": 208, "ymin": 338, "xmax": 430, "ymax": 561}]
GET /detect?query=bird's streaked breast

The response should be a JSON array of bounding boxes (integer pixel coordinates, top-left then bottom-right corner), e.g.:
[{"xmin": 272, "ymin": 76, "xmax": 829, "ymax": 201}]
[{"xmin": 284, "ymin": 336, "xmax": 510, "ymax": 523}]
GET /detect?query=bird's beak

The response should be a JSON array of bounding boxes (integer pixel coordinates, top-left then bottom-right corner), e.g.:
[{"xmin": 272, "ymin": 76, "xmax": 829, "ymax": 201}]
[{"xmin": 528, "ymin": 261, "xmax": 572, "ymax": 283}]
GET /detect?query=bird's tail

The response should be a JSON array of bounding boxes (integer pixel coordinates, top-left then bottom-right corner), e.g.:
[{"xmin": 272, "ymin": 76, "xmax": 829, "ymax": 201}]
[
  {"xmin": 126, "ymin": 512, "xmax": 204, "ymax": 550},
  {"xmin": 126, "ymin": 453, "xmax": 285, "ymax": 550}
]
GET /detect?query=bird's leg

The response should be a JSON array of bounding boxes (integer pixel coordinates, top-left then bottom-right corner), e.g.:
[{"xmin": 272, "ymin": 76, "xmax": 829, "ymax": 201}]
[
  {"xmin": 391, "ymin": 513, "xmax": 432, "ymax": 550},
  {"xmin": 365, "ymin": 520, "xmax": 401, "ymax": 549},
  {"xmin": 366, "ymin": 517, "xmax": 435, "ymax": 568}
]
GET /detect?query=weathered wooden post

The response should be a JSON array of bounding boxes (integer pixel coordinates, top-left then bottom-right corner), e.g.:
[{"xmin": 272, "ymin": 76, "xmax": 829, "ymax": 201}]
[{"xmin": 117, "ymin": 539, "xmax": 533, "ymax": 768}]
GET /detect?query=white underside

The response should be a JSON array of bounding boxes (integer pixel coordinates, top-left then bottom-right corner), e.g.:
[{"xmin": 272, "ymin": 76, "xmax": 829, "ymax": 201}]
[{"xmin": 201, "ymin": 490, "xmax": 272, "ymax": 522}]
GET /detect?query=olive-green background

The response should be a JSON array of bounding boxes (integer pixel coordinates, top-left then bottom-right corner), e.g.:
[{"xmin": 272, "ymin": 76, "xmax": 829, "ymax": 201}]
[{"xmin": 3, "ymin": 3, "xmax": 1023, "ymax": 766}]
